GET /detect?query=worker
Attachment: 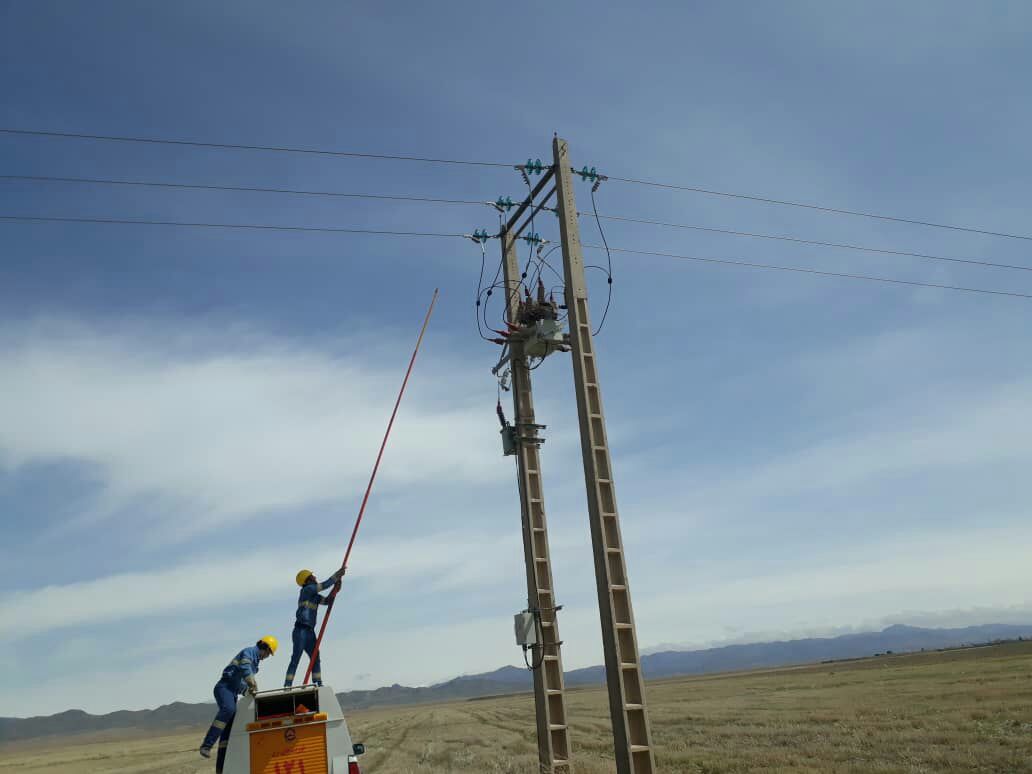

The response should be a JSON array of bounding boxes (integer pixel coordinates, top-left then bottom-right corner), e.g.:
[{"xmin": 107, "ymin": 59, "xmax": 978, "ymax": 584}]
[
  {"xmin": 199, "ymin": 636, "xmax": 278, "ymax": 764},
  {"xmin": 284, "ymin": 566, "xmax": 346, "ymax": 687}
]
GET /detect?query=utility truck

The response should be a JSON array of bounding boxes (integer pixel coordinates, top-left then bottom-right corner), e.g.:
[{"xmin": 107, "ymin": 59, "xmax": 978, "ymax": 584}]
[{"xmin": 220, "ymin": 685, "xmax": 365, "ymax": 774}]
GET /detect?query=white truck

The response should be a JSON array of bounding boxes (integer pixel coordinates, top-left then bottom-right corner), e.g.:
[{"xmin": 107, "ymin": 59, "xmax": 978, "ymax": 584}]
[{"xmin": 220, "ymin": 685, "xmax": 365, "ymax": 774}]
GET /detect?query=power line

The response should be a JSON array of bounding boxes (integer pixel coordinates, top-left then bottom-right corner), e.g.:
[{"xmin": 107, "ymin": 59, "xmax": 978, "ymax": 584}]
[
  {"xmin": 0, "ymin": 174, "xmax": 491, "ymax": 207},
  {"xmin": 9, "ymin": 172, "xmax": 1026, "ymax": 275},
  {"xmin": 0, "ymin": 214, "xmax": 466, "ymax": 238},
  {"xmin": 583, "ymin": 243, "xmax": 1032, "ymax": 301},
  {"xmin": 583, "ymin": 212, "xmax": 1032, "ymax": 273},
  {"xmin": 0, "ymin": 128, "xmax": 513, "ymax": 168},
  {"xmin": 606, "ymin": 176, "xmax": 1032, "ymax": 242},
  {"xmin": 5, "ymin": 126, "xmax": 1029, "ymax": 243}
]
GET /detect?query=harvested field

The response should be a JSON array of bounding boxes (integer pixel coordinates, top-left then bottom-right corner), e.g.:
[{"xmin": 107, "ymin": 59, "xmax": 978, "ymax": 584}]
[{"xmin": 2, "ymin": 642, "xmax": 1030, "ymax": 773}]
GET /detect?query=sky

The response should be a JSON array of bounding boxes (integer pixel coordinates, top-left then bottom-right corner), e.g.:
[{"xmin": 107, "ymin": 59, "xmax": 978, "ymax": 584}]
[{"xmin": 1, "ymin": 0, "xmax": 1031, "ymax": 718}]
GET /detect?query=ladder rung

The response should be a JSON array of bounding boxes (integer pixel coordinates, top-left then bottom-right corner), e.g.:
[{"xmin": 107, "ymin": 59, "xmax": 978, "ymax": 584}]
[
  {"xmin": 610, "ymin": 584, "xmax": 626, "ymax": 591},
  {"xmin": 589, "ymin": 412, "xmax": 602, "ymax": 419},
  {"xmin": 606, "ymin": 547, "xmax": 622, "ymax": 554},
  {"xmin": 546, "ymin": 689, "xmax": 563, "ymax": 695},
  {"xmin": 625, "ymin": 703, "xmax": 643, "ymax": 711},
  {"xmin": 549, "ymin": 724, "xmax": 567, "ymax": 731},
  {"xmin": 630, "ymin": 745, "xmax": 650, "ymax": 753},
  {"xmin": 592, "ymin": 444, "xmax": 606, "ymax": 451},
  {"xmin": 615, "ymin": 622, "xmax": 632, "ymax": 629},
  {"xmin": 543, "ymin": 655, "xmax": 559, "ymax": 661},
  {"xmin": 535, "ymin": 557, "xmax": 549, "ymax": 562},
  {"xmin": 532, "ymin": 527, "xmax": 546, "ymax": 532},
  {"xmin": 541, "ymin": 621, "xmax": 555, "ymax": 627},
  {"xmin": 537, "ymin": 588, "xmax": 553, "ymax": 595},
  {"xmin": 620, "ymin": 662, "xmax": 638, "ymax": 670}
]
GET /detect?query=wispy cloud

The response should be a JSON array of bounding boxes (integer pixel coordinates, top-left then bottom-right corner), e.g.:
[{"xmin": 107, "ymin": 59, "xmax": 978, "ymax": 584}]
[{"xmin": 0, "ymin": 319, "xmax": 507, "ymax": 542}]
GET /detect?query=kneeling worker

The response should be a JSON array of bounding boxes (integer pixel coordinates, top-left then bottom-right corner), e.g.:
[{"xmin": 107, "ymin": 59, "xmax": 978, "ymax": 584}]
[
  {"xmin": 285, "ymin": 566, "xmax": 345, "ymax": 687},
  {"xmin": 199, "ymin": 636, "xmax": 278, "ymax": 762}
]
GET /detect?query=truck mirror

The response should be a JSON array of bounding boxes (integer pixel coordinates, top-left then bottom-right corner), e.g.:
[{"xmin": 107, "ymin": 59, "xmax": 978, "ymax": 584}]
[{"xmin": 353, "ymin": 743, "xmax": 366, "ymax": 756}]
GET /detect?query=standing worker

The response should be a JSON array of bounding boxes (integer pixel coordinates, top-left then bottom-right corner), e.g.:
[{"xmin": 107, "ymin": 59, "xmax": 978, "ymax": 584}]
[
  {"xmin": 284, "ymin": 566, "xmax": 346, "ymax": 687},
  {"xmin": 199, "ymin": 636, "xmax": 278, "ymax": 765}
]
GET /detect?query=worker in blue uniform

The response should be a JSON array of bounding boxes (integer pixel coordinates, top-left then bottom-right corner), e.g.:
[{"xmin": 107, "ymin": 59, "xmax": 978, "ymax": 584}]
[
  {"xmin": 284, "ymin": 566, "xmax": 346, "ymax": 687},
  {"xmin": 199, "ymin": 636, "xmax": 278, "ymax": 766}
]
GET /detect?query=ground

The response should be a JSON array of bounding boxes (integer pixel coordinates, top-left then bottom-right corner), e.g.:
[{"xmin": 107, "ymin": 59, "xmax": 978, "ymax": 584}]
[{"xmin": 2, "ymin": 642, "xmax": 1030, "ymax": 773}]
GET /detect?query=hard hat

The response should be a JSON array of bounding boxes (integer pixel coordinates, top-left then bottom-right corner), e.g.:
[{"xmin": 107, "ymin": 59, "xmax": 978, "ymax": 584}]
[
  {"xmin": 296, "ymin": 569, "xmax": 314, "ymax": 586},
  {"xmin": 259, "ymin": 635, "xmax": 279, "ymax": 655}
]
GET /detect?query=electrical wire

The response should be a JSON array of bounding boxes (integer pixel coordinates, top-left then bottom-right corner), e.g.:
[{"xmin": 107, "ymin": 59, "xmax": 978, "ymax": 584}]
[
  {"xmin": 474, "ymin": 241, "xmax": 494, "ymax": 342},
  {"xmin": 588, "ymin": 187, "xmax": 614, "ymax": 335},
  {"xmin": 580, "ymin": 211, "xmax": 1032, "ymax": 273},
  {"xmin": 0, "ymin": 128, "xmax": 513, "ymax": 168},
  {"xmin": 7, "ymin": 126, "xmax": 1028, "ymax": 242},
  {"xmin": 0, "ymin": 173, "xmax": 492, "ymax": 207},
  {"xmin": 582, "ymin": 243, "xmax": 1032, "ymax": 300},
  {"xmin": 607, "ymin": 175, "xmax": 1032, "ymax": 242},
  {"xmin": 0, "ymin": 214, "xmax": 467, "ymax": 238}
]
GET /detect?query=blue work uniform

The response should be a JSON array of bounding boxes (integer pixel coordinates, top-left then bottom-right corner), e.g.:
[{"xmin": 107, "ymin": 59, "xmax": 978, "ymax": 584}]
[
  {"xmin": 284, "ymin": 576, "xmax": 335, "ymax": 686},
  {"xmin": 201, "ymin": 646, "xmax": 262, "ymax": 769}
]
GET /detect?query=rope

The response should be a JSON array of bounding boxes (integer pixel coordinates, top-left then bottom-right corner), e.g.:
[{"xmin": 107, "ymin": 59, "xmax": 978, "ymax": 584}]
[{"xmin": 302, "ymin": 288, "xmax": 439, "ymax": 685}]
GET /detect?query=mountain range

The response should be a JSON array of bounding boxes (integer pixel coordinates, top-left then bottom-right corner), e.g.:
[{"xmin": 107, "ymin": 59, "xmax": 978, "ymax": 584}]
[{"xmin": 3, "ymin": 623, "xmax": 1029, "ymax": 743}]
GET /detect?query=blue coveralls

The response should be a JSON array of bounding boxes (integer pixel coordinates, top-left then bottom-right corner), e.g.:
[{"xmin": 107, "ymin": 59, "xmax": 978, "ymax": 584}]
[
  {"xmin": 284, "ymin": 576, "xmax": 335, "ymax": 686},
  {"xmin": 201, "ymin": 645, "xmax": 262, "ymax": 767}
]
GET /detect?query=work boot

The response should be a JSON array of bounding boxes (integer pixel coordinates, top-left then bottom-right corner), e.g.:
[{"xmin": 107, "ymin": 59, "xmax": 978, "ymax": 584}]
[{"xmin": 199, "ymin": 746, "xmax": 212, "ymax": 759}]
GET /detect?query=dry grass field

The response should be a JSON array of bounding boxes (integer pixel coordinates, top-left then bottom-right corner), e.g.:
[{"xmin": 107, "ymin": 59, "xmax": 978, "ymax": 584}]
[{"xmin": 2, "ymin": 641, "xmax": 1030, "ymax": 773}]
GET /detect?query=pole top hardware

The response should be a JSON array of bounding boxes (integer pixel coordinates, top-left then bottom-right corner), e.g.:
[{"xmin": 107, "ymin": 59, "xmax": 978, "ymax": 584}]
[{"xmin": 518, "ymin": 158, "xmax": 547, "ymax": 175}]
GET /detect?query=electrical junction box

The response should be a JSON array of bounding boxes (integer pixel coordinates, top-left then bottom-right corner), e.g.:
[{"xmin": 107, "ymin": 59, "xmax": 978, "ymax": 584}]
[
  {"xmin": 514, "ymin": 611, "xmax": 538, "ymax": 646},
  {"xmin": 522, "ymin": 319, "xmax": 567, "ymax": 359},
  {"xmin": 501, "ymin": 424, "xmax": 517, "ymax": 456}
]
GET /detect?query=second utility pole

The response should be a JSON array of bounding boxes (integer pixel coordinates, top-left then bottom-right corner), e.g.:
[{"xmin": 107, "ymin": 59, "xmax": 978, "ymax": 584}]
[{"xmin": 501, "ymin": 215, "xmax": 573, "ymax": 774}]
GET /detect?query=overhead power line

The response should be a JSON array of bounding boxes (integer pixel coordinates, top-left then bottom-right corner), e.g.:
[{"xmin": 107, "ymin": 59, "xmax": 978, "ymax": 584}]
[
  {"xmin": 582, "ymin": 243, "xmax": 1032, "ymax": 301},
  {"xmin": 2, "ymin": 209, "xmax": 1027, "ymax": 300},
  {"xmin": 0, "ymin": 173, "xmax": 489, "ymax": 207},
  {"xmin": 584, "ymin": 212, "xmax": 1032, "ymax": 273},
  {"xmin": 5, "ymin": 126, "xmax": 1029, "ymax": 243},
  {"xmin": 0, "ymin": 128, "xmax": 512, "ymax": 168},
  {"xmin": 606, "ymin": 175, "xmax": 1032, "ymax": 242},
  {"xmin": 0, "ymin": 214, "xmax": 466, "ymax": 238},
  {"xmin": 7, "ymin": 173, "xmax": 1026, "ymax": 274}
]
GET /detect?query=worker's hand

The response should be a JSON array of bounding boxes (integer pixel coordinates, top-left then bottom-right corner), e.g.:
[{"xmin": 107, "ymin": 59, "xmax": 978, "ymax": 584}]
[
  {"xmin": 335, "ymin": 565, "xmax": 347, "ymax": 580},
  {"xmin": 245, "ymin": 677, "xmax": 258, "ymax": 696}
]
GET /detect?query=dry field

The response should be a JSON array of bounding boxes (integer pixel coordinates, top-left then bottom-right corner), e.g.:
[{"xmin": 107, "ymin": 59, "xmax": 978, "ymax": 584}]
[{"xmin": 2, "ymin": 642, "xmax": 1030, "ymax": 773}]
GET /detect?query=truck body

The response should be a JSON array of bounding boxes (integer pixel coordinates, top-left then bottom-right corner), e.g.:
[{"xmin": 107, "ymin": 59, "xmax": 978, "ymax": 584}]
[{"xmin": 221, "ymin": 685, "xmax": 364, "ymax": 774}]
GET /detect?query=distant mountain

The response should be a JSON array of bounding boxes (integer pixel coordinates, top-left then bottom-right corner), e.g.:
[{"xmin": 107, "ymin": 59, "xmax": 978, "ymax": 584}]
[
  {"xmin": 562, "ymin": 623, "xmax": 1032, "ymax": 686},
  {"xmin": 3, "ymin": 623, "xmax": 1029, "ymax": 743}
]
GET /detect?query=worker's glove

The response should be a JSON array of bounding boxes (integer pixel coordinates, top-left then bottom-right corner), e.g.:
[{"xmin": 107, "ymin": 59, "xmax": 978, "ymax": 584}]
[
  {"xmin": 245, "ymin": 677, "xmax": 258, "ymax": 696},
  {"xmin": 334, "ymin": 566, "xmax": 347, "ymax": 580}
]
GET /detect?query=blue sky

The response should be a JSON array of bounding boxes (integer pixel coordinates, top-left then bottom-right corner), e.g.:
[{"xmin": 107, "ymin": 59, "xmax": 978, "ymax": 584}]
[{"xmin": 2, "ymin": 1, "xmax": 1032, "ymax": 717}]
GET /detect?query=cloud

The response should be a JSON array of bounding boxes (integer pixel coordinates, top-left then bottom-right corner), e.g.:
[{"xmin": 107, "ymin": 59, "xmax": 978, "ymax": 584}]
[
  {"xmin": 0, "ymin": 528, "xmax": 524, "ymax": 642},
  {"xmin": 0, "ymin": 319, "xmax": 506, "ymax": 541}
]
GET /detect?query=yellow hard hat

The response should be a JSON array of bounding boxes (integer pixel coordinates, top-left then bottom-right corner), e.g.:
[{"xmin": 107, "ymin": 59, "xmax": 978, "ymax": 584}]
[
  {"xmin": 296, "ymin": 569, "xmax": 314, "ymax": 586},
  {"xmin": 259, "ymin": 635, "xmax": 279, "ymax": 655}
]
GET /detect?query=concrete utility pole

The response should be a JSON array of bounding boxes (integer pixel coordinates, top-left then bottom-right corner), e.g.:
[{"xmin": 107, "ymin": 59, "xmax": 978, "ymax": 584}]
[
  {"xmin": 500, "ymin": 187, "xmax": 573, "ymax": 774},
  {"xmin": 553, "ymin": 136, "xmax": 657, "ymax": 774}
]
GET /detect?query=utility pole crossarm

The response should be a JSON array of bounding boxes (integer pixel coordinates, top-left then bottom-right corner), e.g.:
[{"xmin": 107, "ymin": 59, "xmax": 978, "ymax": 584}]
[
  {"xmin": 553, "ymin": 136, "xmax": 657, "ymax": 774},
  {"xmin": 501, "ymin": 221, "xmax": 573, "ymax": 774}
]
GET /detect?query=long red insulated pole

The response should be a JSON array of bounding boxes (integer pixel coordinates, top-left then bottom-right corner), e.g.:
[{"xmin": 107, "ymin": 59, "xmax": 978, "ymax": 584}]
[{"xmin": 303, "ymin": 288, "xmax": 439, "ymax": 685}]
